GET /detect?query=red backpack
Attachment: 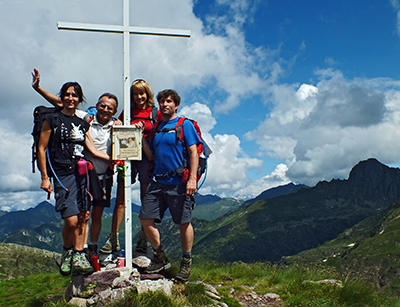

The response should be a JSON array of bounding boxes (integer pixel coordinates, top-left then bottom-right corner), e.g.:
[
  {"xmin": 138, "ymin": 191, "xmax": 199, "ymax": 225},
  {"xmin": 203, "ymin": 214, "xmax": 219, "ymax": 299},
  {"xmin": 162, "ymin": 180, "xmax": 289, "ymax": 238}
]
[{"xmin": 151, "ymin": 117, "xmax": 211, "ymax": 185}]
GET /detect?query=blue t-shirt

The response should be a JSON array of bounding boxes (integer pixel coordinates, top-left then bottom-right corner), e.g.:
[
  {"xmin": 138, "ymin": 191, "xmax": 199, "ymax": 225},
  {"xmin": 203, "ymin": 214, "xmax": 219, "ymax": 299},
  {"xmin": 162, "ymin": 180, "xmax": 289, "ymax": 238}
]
[{"xmin": 150, "ymin": 117, "xmax": 201, "ymax": 185}]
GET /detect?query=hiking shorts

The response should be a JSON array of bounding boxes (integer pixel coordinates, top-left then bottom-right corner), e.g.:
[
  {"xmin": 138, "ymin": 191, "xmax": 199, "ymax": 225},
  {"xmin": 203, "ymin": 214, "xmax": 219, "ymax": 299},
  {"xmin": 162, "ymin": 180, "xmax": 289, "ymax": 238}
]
[
  {"xmin": 92, "ymin": 175, "xmax": 113, "ymax": 208},
  {"xmin": 54, "ymin": 173, "xmax": 91, "ymax": 219},
  {"xmin": 139, "ymin": 181, "xmax": 195, "ymax": 224}
]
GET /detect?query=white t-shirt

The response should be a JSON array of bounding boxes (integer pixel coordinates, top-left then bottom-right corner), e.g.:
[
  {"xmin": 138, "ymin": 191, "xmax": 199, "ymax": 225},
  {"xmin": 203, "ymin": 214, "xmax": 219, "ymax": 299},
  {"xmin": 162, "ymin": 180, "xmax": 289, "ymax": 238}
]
[{"xmin": 77, "ymin": 110, "xmax": 114, "ymax": 176}]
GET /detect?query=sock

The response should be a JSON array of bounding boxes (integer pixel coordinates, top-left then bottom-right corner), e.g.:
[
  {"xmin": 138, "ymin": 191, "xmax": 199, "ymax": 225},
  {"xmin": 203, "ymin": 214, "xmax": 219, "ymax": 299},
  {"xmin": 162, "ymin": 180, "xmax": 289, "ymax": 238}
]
[
  {"xmin": 89, "ymin": 242, "xmax": 98, "ymax": 245},
  {"xmin": 83, "ymin": 244, "xmax": 88, "ymax": 249},
  {"xmin": 63, "ymin": 245, "xmax": 73, "ymax": 251},
  {"xmin": 183, "ymin": 252, "xmax": 191, "ymax": 259}
]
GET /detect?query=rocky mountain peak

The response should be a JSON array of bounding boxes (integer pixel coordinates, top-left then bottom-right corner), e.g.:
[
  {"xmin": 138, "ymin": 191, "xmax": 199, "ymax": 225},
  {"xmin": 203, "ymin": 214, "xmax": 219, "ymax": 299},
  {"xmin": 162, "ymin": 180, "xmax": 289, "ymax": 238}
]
[{"xmin": 348, "ymin": 158, "xmax": 395, "ymax": 183}]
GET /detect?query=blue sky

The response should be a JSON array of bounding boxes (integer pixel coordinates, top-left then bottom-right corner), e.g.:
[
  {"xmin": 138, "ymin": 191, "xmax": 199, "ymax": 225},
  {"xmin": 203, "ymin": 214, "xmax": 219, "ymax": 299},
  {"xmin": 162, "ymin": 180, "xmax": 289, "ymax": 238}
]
[{"xmin": 1, "ymin": 0, "xmax": 400, "ymax": 210}]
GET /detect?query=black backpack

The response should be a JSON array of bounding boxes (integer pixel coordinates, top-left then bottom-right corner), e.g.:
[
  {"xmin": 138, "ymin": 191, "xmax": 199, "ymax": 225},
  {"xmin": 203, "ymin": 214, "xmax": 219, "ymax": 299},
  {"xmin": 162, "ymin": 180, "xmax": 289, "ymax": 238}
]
[{"xmin": 31, "ymin": 106, "xmax": 60, "ymax": 175}]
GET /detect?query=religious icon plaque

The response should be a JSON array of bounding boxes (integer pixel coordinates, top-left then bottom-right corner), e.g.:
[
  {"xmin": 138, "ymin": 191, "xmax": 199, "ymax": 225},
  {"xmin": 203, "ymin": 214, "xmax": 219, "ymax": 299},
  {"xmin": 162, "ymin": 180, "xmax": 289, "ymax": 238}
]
[{"xmin": 111, "ymin": 126, "xmax": 142, "ymax": 160}]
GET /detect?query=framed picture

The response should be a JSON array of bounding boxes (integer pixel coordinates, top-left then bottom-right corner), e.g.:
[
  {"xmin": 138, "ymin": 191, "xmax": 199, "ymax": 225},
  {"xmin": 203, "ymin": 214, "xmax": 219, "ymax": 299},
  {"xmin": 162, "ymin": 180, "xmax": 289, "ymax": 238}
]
[{"xmin": 111, "ymin": 126, "xmax": 142, "ymax": 160}]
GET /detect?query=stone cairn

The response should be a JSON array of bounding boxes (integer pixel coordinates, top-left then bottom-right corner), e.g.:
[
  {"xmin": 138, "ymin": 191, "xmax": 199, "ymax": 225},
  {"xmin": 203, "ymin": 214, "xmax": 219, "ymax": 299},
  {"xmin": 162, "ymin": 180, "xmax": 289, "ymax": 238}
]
[
  {"xmin": 65, "ymin": 254, "xmax": 285, "ymax": 306},
  {"xmin": 65, "ymin": 255, "xmax": 224, "ymax": 307}
]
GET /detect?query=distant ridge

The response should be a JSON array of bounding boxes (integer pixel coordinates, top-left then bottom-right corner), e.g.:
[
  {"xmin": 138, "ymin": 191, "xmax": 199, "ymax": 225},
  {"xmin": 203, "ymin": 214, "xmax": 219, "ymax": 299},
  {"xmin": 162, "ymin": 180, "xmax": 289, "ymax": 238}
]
[
  {"xmin": 0, "ymin": 194, "xmax": 240, "ymax": 252},
  {"xmin": 190, "ymin": 158, "xmax": 400, "ymax": 263},
  {"xmin": 242, "ymin": 182, "xmax": 308, "ymax": 206},
  {"xmin": 0, "ymin": 201, "xmax": 58, "ymax": 238}
]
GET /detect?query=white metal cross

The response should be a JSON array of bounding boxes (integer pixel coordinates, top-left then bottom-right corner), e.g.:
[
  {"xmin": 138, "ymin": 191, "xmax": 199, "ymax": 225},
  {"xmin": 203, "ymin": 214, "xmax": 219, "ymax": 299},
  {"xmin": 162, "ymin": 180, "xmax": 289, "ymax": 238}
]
[{"xmin": 58, "ymin": 0, "xmax": 191, "ymax": 268}]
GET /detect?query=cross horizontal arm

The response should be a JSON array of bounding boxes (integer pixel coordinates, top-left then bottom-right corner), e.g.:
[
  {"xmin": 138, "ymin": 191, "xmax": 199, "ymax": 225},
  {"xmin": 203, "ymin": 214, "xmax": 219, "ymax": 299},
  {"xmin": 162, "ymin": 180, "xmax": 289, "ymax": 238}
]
[{"xmin": 57, "ymin": 21, "xmax": 191, "ymax": 37}]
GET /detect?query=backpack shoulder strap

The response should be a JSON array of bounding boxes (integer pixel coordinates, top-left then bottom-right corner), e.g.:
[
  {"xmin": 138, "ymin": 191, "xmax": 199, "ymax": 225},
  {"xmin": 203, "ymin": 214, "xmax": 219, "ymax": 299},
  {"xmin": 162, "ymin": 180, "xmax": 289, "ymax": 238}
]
[
  {"xmin": 83, "ymin": 113, "xmax": 94, "ymax": 123},
  {"xmin": 150, "ymin": 120, "xmax": 163, "ymax": 142},
  {"xmin": 175, "ymin": 117, "xmax": 187, "ymax": 143}
]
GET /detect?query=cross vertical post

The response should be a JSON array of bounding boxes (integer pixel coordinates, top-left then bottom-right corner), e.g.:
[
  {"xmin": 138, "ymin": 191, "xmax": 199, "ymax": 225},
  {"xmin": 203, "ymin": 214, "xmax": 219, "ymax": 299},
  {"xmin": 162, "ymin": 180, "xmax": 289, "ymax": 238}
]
[
  {"xmin": 57, "ymin": 0, "xmax": 190, "ymax": 268},
  {"xmin": 122, "ymin": 0, "xmax": 133, "ymax": 268}
]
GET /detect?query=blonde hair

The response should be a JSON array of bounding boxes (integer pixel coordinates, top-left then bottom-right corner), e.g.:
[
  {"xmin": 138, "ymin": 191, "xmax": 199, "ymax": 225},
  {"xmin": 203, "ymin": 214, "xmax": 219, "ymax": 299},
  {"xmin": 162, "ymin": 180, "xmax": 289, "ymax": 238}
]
[{"xmin": 130, "ymin": 79, "xmax": 154, "ymax": 107}]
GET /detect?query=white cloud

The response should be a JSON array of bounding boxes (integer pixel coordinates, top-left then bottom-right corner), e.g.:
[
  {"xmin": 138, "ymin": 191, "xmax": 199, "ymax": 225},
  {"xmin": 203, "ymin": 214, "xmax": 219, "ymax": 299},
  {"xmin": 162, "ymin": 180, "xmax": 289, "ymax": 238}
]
[
  {"xmin": 0, "ymin": 0, "xmax": 275, "ymax": 208},
  {"xmin": 2, "ymin": 0, "xmax": 400, "ymax": 208},
  {"xmin": 234, "ymin": 163, "xmax": 290, "ymax": 199},
  {"xmin": 0, "ymin": 119, "xmax": 38, "ymax": 192},
  {"xmin": 180, "ymin": 103, "xmax": 263, "ymax": 197},
  {"xmin": 390, "ymin": 0, "xmax": 400, "ymax": 37},
  {"xmin": 0, "ymin": 191, "xmax": 52, "ymax": 212},
  {"xmin": 247, "ymin": 68, "xmax": 400, "ymax": 186}
]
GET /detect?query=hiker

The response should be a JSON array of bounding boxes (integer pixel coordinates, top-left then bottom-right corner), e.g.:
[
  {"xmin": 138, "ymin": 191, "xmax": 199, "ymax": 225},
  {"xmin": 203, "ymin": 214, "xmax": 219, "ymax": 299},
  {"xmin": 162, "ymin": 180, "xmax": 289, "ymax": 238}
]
[
  {"xmin": 32, "ymin": 68, "xmax": 121, "ymax": 259},
  {"xmin": 100, "ymin": 78, "xmax": 162, "ymax": 256},
  {"xmin": 36, "ymin": 80, "xmax": 112, "ymax": 276},
  {"xmin": 140, "ymin": 89, "xmax": 201, "ymax": 282}
]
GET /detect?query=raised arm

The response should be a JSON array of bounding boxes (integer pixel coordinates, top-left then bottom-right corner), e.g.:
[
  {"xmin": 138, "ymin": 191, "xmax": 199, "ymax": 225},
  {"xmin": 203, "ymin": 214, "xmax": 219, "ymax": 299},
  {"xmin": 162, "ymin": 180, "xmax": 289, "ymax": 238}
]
[{"xmin": 31, "ymin": 68, "xmax": 63, "ymax": 108}]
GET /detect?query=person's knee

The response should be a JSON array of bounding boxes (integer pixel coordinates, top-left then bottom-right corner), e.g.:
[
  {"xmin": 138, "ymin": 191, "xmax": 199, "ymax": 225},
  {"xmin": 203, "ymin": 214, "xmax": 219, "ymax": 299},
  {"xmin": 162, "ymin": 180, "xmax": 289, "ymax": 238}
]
[
  {"xmin": 179, "ymin": 222, "xmax": 192, "ymax": 231},
  {"xmin": 140, "ymin": 218, "xmax": 155, "ymax": 229},
  {"xmin": 64, "ymin": 216, "xmax": 78, "ymax": 229}
]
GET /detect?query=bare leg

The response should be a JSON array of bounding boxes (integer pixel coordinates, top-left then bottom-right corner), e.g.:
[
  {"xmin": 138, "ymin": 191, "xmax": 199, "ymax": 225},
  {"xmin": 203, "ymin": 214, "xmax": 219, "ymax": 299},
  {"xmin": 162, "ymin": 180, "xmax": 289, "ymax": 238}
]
[
  {"xmin": 74, "ymin": 211, "xmax": 90, "ymax": 251},
  {"xmin": 179, "ymin": 222, "xmax": 194, "ymax": 253},
  {"xmin": 112, "ymin": 181, "xmax": 125, "ymax": 233},
  {"xmin": 90, "ymin": 206, "xmax": 104, "ymax": 243},
  {"xmin": 138, "ymin": 182, "xmax": 150, "ymax": 235},
  {"xmin": 140, "ymin": 218, "xmax": 160, "ymax": 248},
  {"xmin": 63, "ymin": 215, "xmax": 78, "ymax": 248}
]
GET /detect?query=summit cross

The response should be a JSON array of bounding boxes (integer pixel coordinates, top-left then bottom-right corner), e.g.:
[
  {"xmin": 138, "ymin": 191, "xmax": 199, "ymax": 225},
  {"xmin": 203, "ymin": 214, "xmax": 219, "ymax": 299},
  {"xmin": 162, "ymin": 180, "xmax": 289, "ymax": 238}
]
[{"xmin": 57, "ymin": 0, "xmax": 191, "ymax": 268}]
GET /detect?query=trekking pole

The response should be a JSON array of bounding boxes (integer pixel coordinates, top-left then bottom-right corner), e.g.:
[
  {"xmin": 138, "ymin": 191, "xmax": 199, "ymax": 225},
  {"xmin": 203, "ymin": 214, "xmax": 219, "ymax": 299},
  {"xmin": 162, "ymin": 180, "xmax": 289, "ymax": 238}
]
[
  {"xmin": 32, "ymin": 143, "xmax": 36, "ymax": 173},
  {"xmin": 47, "ymin": 178, "xmax": 51, "ymax": 200}
]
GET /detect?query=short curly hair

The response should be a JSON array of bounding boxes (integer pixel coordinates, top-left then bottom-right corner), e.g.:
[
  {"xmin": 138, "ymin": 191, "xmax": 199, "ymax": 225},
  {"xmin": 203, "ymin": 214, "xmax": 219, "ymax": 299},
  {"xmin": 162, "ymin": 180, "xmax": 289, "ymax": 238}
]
[{"xmin": 156, "ymin": 89, "xmax": 181, "ymax": 106}]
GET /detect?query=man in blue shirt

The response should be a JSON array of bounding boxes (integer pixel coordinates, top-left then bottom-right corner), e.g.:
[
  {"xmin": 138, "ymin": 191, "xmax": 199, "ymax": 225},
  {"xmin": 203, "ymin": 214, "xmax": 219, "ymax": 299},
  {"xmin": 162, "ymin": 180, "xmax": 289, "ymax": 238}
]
[{"xmin": 141, "ymin": 89, "xmax": 201, "ymax": 282}]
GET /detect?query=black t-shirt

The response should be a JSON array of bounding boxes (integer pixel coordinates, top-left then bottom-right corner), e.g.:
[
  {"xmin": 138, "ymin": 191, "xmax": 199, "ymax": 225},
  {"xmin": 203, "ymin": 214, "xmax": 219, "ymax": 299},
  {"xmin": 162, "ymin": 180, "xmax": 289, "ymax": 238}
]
[{"xmin": 45, "ymin": 111, "xmax": 90, "ymax": 176}]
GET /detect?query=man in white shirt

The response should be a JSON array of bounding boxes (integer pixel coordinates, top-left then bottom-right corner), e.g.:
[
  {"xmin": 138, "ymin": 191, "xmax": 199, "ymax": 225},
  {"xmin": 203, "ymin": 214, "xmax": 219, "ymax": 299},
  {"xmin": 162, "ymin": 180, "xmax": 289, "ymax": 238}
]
[{"xmin": 84, "ymin": 94, "xmax": 120, "ymax": 257}]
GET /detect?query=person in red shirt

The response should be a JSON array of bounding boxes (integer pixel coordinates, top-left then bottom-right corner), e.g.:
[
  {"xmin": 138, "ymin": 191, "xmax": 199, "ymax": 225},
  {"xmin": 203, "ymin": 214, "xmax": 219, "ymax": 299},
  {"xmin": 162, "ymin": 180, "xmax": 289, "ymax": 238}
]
[{"xmin": 100, "ymin": 79, "xmax": 162, "ymax": 255}]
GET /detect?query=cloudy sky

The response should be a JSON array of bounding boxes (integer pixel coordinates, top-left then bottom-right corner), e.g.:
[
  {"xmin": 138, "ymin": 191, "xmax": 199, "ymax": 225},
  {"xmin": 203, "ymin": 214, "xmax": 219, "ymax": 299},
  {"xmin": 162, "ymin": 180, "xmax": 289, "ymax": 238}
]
[{"xmin": 2, "ymin": 0, "xmax": 400, "ymax": 211}]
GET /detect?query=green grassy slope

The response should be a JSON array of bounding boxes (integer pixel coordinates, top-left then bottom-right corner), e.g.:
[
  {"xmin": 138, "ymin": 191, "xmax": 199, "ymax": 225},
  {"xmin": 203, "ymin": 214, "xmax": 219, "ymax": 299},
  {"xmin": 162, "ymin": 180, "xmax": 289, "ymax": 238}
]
[{"xmin": 284, "ymin": 201, "xmax": 400, "ymax": 292}]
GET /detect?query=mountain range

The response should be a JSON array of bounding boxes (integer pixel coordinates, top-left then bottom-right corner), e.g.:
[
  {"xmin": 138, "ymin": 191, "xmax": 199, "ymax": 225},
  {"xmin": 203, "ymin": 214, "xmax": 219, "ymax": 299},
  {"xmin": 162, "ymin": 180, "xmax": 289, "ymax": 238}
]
[
  {"xmin": 158, "ymin": 158, "xmax": 400, "ymax": 264},
  {"xmin": 0, "ymin": 192, "xmax": 244, "ymax": 252},
  {"xmin": 2, "ymin": 158, "xmax": 400, "ymax": 269}
]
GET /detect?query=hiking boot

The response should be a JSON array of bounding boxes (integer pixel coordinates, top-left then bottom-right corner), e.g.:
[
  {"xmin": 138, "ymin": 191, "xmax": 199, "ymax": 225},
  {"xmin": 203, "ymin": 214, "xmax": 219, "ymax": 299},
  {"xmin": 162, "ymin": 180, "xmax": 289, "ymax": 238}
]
[
  {"xmin": 144, "ymin": 251, "xmax": 171, "ymax": 273},
  {"xmin": 59, "ymin": 247, "xmax": 73, "ymax": 276},
  {"xmin": 72, "ymin": 251, "xmax": 94, "ymax": 275},
  {"xmin": 83, "ymin": 247, "xmax": 90, "ymax": 261},
  {"xmin": 99, "ymin": 233, "xmax": 120, "ymax": 254},
  {"xmin": 135, "ymin": 231, "xmax": 148, "ymax": 254},
  {"xmin": 174, "ymin": 257, "xmax": 192, "ymax": 282},
  {"xmin": 88, "ymin": 243, "xmax": 98, "ymax": 259}
]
